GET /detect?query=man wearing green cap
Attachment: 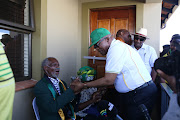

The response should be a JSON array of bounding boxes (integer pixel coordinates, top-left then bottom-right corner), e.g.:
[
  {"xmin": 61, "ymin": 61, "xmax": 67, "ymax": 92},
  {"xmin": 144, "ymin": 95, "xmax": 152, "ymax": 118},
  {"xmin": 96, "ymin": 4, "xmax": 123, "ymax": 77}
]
[{"xmin": 71, "ymin": 28, "xmax": 157, "ymax": 120}]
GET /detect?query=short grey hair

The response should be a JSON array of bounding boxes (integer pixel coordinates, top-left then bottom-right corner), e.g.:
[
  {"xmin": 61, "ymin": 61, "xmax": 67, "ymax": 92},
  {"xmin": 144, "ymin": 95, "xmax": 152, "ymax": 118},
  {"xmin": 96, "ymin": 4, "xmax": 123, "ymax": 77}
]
[{"xmin": 42, "ymin": 57, "xmax": 55, "ymax": 70}]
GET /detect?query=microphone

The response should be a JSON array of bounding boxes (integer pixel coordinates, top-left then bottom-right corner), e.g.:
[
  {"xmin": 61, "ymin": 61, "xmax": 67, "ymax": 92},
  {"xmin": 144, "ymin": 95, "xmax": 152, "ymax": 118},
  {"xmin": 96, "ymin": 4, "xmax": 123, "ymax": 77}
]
[
  {"xmin": 138, "ymin": 104, "xmax": 151, "ymax": 120},
  {"xmin": 116, "ymin": 114, "xmax": 123, "ymax": 120}
]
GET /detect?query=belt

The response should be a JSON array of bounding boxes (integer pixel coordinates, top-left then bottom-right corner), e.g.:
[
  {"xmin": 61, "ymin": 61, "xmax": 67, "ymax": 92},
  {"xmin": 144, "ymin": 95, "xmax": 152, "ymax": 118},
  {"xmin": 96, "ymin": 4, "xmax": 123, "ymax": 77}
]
[{"xmin": 135, "ymin": 80, "xmax": 154, "ymax": 91}]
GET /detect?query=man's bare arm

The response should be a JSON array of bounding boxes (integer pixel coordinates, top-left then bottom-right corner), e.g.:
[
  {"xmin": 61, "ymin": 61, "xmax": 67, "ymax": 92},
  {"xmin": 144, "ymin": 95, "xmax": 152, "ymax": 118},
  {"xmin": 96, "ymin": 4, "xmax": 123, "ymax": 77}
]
[
  {"xmin": 151, "ymin": 67, "xmax": 157, "ymax": 82},
  {"xmin": 70, "ymin": 73, "xmax": 117, "ymax": 93},
  {"xmin": 85, "ymin": 73, "xmax": 117, "ymax": 88}
]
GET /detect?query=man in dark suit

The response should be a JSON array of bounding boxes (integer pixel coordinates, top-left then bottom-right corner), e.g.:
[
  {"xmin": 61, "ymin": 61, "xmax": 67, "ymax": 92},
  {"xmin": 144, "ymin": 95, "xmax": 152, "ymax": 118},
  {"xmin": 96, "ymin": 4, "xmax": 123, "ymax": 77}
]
[{"xmin": 34, "ymin": 57, "xmax": 79, "ymax": 120}]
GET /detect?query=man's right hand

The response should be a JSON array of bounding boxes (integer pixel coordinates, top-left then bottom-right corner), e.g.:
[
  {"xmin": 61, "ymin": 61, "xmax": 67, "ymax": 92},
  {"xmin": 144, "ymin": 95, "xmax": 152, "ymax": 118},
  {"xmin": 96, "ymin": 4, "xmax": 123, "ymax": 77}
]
[{"xmin": 70, "ymin": 79, "xmax": 84, "ymax": 94}]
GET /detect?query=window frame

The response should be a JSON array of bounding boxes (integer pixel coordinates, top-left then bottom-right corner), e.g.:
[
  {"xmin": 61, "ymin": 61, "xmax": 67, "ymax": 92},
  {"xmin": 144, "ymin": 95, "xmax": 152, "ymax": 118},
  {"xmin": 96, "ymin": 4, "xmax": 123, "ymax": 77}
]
[
  {"xmin": 0, "ymin": 0, "xmax": 35, "ymax": 32},
  {"xmin": 0, "ymin": 26, "xmax": 32, "ymax": 81},
  {"xmin": 0, "ymin": 0, "xmax": 34, "ymax": 81}
]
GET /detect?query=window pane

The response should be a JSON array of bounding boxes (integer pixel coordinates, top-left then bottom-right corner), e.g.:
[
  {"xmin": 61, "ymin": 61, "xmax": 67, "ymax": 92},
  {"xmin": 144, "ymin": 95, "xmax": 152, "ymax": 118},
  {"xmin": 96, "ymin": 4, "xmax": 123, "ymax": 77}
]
[
  {"xmin": 0, "ymin": 0, "xmax": 31, "ymax": 27},
  {"xmin": 0, "ymin": 29, "xmax": 31, "ymax": 81}
]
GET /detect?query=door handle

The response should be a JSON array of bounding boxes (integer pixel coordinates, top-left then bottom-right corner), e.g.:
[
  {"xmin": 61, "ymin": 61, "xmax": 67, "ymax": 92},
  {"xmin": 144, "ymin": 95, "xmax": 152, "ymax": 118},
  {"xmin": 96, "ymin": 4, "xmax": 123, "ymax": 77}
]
[{"xmin": 83, "ymin": 56, "xmax": 106, "ymax": 64}]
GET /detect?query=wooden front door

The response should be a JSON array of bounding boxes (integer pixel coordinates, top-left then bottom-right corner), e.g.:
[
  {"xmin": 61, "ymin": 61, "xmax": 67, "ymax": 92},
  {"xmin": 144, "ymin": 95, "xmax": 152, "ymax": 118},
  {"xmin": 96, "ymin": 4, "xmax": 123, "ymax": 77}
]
[{"xmin": 89, "ymin": 6, "xmax": 136, "ymax": 79}]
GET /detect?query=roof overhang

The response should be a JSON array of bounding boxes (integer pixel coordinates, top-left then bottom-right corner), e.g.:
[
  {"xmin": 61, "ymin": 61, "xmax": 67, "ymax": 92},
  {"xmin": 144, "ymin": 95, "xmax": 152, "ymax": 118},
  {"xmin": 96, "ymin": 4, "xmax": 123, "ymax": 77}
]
[{"xmin": 161, "ymin": 0, "xmax": 180, "ymax": 29}]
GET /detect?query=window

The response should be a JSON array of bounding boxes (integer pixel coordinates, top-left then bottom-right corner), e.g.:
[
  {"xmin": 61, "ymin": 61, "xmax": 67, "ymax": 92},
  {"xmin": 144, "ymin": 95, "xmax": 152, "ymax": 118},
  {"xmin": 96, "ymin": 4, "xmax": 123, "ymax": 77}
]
[{"xmin": 0, "ymin": 0, "xmax": 35, "ymax": 82}]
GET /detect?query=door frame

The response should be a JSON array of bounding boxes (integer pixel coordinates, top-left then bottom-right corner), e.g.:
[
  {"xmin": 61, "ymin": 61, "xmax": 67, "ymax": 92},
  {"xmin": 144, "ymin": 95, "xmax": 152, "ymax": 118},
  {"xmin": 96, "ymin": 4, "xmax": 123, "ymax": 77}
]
[
  {"xmin": 89, "ymin": 5, "xmax": 136, "ymax": 56},
  {"xmin": 81, "ymin": 1, "xmax": 143, "ymax": 67}
]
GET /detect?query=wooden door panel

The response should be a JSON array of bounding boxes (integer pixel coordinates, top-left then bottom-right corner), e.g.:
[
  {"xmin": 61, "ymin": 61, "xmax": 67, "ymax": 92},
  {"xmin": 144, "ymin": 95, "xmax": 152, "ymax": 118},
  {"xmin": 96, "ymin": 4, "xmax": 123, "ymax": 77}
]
[
  {"xmin": 110, "ymin": 18, "xmax": 115, "ymax": 36},
  {"xmin": 89, "ymin": 11, "xmax": 98, "ymax": 56},
  {"xmin": 115, "ymin": 18, "xmax": 129, "ymax": 34},
  {"xmin": 90, "ymin": 11, "xmax": 98, "ymax": 32},
  {"xmin": 98, "ymin": 9, "xmax": 129, "ymax": 19},
  {"xmin": 88, "ymin": 59, "xmax": 106, "ymax": 78},
  {"xmin": 128, "ymin": 8, "xmax": 136, "ymax": 33},
  {"xmin": 89, "ymin": 6, "xmax": 136, "ymax": 78},
  {"xmin": 98, "ymin": 19, "xmax": 110, "ymax": 31},
  {"xmin": 96, "ymin": 65, "xmax": 105, "ymax": 79}
]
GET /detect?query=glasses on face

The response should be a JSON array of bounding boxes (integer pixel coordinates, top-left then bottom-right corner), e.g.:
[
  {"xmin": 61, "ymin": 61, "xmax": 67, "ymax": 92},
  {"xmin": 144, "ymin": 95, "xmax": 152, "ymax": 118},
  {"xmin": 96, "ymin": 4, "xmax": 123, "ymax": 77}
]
[
  {"xmin": 47, "ymin": 65, "xmax": 60, "ymax": 70},
  {"xmin": 134, "ymin": 35, "xmax": 146, "ymax": 41},
  {"xmin": 94, "ymin": 37, "xmax": 107, "ymax": 48},
  {"xmin": 94, "ymin": 43, "xmax": 99, "ymax": 48},
  {"xmin": 47, "ymin": 63, "xmax": 60, "ymax": 69},
  {"xmin": 128, "ymin": 34, "xmax": 131, "ymax": 38}
]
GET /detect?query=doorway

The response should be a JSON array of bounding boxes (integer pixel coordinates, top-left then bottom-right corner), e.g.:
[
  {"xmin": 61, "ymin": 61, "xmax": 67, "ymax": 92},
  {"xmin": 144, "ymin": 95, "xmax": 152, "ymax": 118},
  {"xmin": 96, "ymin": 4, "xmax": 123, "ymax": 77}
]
[{"xmin": 88, "ymin": 6, "xmax": 136, "ymax": 78}]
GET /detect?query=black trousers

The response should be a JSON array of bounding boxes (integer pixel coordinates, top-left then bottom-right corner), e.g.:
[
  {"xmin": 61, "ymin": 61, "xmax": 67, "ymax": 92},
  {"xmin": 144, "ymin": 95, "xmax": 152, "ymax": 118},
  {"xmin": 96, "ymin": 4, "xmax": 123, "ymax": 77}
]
[{"xmin": 117, "ymin": 82, "xmax": 158, "ymax": 120}]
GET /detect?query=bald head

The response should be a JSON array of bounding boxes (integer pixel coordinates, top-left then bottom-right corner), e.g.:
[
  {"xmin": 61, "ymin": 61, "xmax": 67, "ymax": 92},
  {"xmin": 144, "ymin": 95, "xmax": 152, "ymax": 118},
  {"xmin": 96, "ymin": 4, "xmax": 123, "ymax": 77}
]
[
  {"xmin": 116, "ymin": 29, "xmax": 132, "ymax": 45},
  {"xmin": 116, "ymin": 29, "xmax": 128, "ymax": 37}
]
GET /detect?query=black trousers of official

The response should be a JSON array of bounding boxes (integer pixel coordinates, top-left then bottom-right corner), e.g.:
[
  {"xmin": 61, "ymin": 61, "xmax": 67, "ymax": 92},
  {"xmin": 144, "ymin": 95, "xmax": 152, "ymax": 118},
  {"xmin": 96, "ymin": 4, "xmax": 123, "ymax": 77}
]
[{"xmin": 117, "ymin": 82, "xmax": 158, "ymax": 120}]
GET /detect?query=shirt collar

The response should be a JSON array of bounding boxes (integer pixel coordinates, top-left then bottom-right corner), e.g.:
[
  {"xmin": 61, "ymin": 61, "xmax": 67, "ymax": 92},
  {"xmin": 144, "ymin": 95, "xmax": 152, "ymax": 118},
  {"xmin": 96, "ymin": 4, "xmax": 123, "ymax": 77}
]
[
  {"xmin": 116, "ymin": 37, "xmax": 125, "ymax": 43},
  {"xmin": 48, "ymin": 77, "xmax": 59, "ymax": 84},
  {"xmin": 132, "ymin": 42, "xmax": 145, "ymax": 50},
  {"xmin": 141, "ymin": 44, "xmax": 146, "ymax": 49}
]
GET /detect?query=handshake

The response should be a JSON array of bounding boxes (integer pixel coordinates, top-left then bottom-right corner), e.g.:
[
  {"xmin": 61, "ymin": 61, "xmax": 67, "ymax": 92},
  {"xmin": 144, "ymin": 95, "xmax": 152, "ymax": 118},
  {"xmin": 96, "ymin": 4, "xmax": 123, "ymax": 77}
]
[{"xmin": 70, "ymin": 77, "xmax": 85, "ymax": 94}]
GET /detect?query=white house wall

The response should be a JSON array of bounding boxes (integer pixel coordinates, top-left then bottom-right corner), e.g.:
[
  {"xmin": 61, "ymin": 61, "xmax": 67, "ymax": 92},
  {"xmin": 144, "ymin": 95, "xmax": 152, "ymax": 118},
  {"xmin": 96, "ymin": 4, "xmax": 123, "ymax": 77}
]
[
  {"xmin": 143, "ymin": 3, "xmax": 161, "ymax": 55},
  {"xmin": 47, "ymin": 0, "xmax": 81, "ymax": 85}
]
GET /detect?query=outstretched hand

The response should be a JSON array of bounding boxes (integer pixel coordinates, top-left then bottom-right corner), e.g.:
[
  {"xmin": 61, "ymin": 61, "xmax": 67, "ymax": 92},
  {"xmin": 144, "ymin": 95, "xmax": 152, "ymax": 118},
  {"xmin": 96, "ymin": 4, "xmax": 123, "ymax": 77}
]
[
  {"xmin": 70, "ymin": 78, "xmax": 84, "ymax": 94},
  {"xmin": 91, "ymin": 90, "xmax": 102, "ymax": 103}
]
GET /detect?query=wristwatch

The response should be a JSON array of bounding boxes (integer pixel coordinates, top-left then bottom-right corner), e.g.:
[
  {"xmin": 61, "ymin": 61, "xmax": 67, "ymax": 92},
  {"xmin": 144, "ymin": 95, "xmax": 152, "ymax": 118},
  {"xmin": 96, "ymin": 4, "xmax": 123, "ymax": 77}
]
[{"xmin": 83, "ymin": 83, "xmax": 88, "ymax": 89}]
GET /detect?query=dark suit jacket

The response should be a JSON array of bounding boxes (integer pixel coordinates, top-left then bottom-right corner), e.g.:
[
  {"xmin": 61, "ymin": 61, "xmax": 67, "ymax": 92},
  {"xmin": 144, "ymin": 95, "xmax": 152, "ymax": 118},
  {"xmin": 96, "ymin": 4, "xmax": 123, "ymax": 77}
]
[{"xmin": 34, "ymin": 75, "xmax": 75, "ymax": 120}]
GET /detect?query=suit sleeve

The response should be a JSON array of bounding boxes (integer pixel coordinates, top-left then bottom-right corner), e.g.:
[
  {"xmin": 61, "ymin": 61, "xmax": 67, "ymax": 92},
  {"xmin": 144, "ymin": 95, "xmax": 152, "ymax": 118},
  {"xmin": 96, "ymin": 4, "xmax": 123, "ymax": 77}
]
[{"xmin": 34, "ymin": 80, "xmax": 75, "ymax": 113}]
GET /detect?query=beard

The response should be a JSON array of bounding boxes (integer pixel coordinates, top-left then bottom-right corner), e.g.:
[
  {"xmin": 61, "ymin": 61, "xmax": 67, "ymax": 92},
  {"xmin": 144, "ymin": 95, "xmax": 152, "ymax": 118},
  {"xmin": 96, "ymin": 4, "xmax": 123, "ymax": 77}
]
[
  {"xmin": 98, "ymin": 48, "xmax": 108, "ymax": 56},
  {"xmin": 51, "ymin": 71, "xmax": 59, "ymax": 78}
]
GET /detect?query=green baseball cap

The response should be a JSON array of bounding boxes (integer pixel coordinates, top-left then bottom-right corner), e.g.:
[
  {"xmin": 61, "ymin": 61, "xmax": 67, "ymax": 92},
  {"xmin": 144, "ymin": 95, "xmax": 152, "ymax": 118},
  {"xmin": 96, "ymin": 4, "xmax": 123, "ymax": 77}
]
[{"xmin": 89, "ymin": 28, "xmax": 110, "ymax": 48}]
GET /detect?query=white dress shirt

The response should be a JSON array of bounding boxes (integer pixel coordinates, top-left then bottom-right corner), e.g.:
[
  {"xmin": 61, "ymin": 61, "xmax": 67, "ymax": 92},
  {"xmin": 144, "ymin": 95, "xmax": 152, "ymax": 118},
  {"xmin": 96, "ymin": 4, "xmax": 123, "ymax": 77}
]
[
  {"xmin": 106, "ymin": 39, "xmax": 151, "ymax": 93},
  {"xmin": 132, "ymin": 43, "xmax": 158, "ymax": 74},
  {"xmin": 48, "ymin": 77, "xmax": 61, "ymax": 95}
]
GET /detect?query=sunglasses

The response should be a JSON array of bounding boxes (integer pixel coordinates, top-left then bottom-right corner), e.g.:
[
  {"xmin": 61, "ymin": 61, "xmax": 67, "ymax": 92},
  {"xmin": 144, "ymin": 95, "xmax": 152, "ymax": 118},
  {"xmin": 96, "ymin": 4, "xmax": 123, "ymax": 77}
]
[
  {"xmin": 134, "ymin": 35, "xmax": 146, "ymax": 41},
  {"xmin": 94, "ymin": 43, "xmax": 99, "ymax": 48},
  {"xmin": 94, "ymin": 37, "xmax": 108, "ymax": 48}
]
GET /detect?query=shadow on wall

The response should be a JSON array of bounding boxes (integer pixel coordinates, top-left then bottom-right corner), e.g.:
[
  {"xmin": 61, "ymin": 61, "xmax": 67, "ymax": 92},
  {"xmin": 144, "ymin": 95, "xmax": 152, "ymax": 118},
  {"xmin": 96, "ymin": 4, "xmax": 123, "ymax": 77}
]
[{"xmin": 12, "ymin": 88, "xmax": 36, "ymax": 120}]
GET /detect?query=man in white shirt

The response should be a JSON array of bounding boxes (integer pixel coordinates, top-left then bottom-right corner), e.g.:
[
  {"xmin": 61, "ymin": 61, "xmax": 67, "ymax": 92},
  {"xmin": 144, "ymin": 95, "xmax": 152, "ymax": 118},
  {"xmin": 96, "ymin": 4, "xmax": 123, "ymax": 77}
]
[
  {"xmin": 71, "ymin": 28, "xmax": 157, "ymax": 120},
  {"xmin": 132, "ymin": 28, "xmax": 158, "ymax": 81},
  {"xmin": 116, "ymin": 29, "xmax": 133, "ymax": 45}
]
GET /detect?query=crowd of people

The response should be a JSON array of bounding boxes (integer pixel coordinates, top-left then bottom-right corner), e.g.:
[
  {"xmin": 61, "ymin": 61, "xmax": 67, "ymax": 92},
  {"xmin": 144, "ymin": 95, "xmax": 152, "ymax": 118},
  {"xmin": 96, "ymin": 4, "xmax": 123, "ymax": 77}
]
[
  {"xmin": 1, "ymin": 27, "xmax": 179, "ymax": 120},
  {"xmin": 33, "ymin": 27, "xmax": 180, "ymax": 120}
]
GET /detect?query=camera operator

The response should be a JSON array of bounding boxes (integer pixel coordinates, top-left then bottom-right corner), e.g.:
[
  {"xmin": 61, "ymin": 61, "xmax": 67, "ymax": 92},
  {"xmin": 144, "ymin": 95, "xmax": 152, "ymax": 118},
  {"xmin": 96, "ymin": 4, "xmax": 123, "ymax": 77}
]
[{"xmin": 154, "ymin": 34, "xmax": 180, "ymax": 120}]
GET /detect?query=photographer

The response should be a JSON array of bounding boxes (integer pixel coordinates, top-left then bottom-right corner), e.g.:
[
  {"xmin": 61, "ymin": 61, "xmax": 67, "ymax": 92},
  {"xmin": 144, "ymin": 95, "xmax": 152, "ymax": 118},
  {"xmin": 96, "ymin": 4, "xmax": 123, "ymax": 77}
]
[{"xmin": 154, "ymin": 34, "xmax": 180, "ymax": 120}]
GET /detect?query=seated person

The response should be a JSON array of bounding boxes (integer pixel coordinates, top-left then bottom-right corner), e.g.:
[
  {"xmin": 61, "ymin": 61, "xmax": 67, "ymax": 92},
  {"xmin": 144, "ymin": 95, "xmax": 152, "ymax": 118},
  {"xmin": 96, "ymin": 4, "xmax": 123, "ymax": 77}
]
[
  {"xmin": 75, "ymin": 66, "xmax": 106, "ymax": 120},
  {"xmin": 34, "ymin": 57, "xmax": 79, "ymax": 120}
]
